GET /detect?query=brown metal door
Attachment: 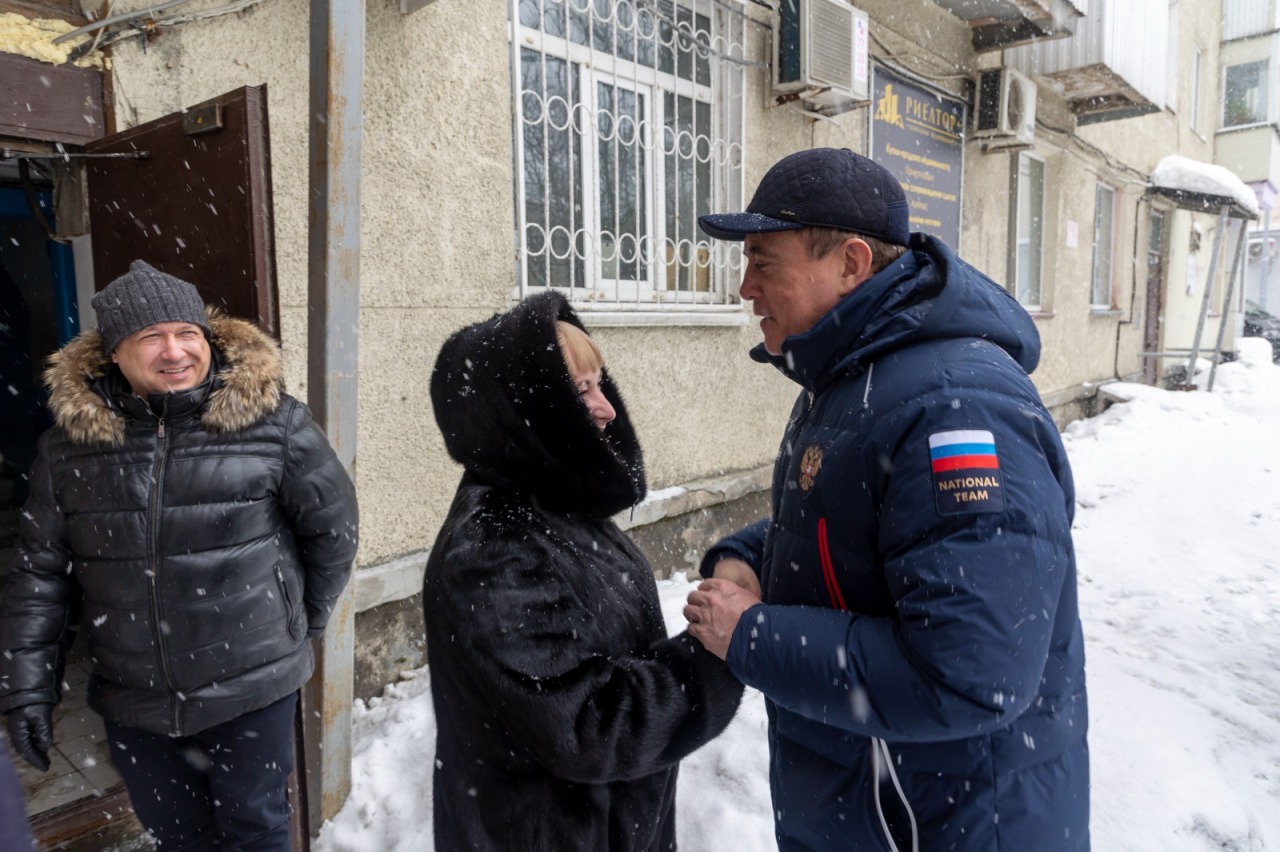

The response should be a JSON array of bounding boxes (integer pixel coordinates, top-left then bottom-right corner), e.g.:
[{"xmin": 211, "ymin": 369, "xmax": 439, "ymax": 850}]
[{"xmin": 84, "ymin": 86, "xmax": 278, "ymax": 337}]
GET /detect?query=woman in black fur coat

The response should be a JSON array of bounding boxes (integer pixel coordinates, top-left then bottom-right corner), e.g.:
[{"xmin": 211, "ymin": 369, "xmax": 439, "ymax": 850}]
[{"xmin": 424, "ymin": 292, "xmax": 743, "ymax": 851}]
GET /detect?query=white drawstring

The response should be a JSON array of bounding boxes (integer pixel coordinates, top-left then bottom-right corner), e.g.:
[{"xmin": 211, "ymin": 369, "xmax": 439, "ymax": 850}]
[
  {"xmin": 871, "ymin": 736, "xmax": 919, "ymax": 852},
  {"xmin": 862, "ymin": 362, "xmax": 875, "ymax": 407}
]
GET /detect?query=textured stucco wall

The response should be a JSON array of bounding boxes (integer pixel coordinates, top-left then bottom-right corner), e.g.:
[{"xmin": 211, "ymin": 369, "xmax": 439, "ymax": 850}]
[
  {"xmin": 92, "ymin": 0, "xmax": 1234, "ymax": 577},
  {"xmin": 104, "ymin": 0, "xmax": 511, "ymax": 567},
  {"xmin": 1095, "ymin": 0, "xmax": 1233, "ymax": 378},
  {"xmin": 1217, "ymin": 126, "xmax": 1280, "ymax": 187},
  {"xmin": 101, "ymin": 0, "xmax": 796, "ymax": 570},
  {"xmin": 951, "ymin": 0, "xmax": 1229, "ymax": 394}
]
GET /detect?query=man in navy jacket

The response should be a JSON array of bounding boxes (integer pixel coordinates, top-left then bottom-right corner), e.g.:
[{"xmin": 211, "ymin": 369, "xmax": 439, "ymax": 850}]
[{"xmin": 685, "ymin": 148, "xmax": 1088, "ymax": 851}]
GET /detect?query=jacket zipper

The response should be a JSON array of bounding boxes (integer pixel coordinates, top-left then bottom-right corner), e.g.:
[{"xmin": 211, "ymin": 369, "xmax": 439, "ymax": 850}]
[
  {"xmin": 145, "ymin": 402, "xmax": 181, "ymax": 734},
  {"xmin": 766, "ymin": 389, "xmax": 819, "ymax": 589},
  {"xmin": 809, "ymin": 407, "xmax": 916, "ymax": 852},
  {"xmin": 276, "ymin": 565, "xmax": 300, "ymax": 640}
]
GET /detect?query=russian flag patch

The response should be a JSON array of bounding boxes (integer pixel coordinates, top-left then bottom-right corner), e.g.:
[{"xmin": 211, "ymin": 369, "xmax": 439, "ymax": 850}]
[{"xmin": 928, "ymin": 429, "xmax": 1006, "ymax": 515}]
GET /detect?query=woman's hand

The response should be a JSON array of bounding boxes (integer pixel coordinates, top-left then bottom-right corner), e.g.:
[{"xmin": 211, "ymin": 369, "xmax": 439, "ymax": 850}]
[{"xmin": 711, "ymin": 557, "xmax": 762, "ymax": 597}]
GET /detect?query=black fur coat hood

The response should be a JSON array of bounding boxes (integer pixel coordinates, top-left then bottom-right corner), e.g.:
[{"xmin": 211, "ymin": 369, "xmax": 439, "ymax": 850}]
[
  {"xmin": 424, "ymin": 293, "xmax": 743, "ymax": 851},
  {"xmin": 430, "ymin": 291, "xmax": 645, "ymax": 517}
]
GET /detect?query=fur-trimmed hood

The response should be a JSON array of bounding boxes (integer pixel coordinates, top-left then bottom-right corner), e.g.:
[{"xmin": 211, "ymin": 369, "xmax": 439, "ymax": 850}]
[
  {"xmin": 430, "ymin": 292, "xmax": 645, "ymax": 518},
  {"xmin": 44, "ymin": 308, "xmax": 284, "ymax": 446}
]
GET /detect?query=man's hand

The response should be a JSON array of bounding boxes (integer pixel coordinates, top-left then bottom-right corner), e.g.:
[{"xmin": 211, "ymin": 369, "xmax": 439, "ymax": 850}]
[
  {"xmin": 684, "ymin": 577, "xmax": 762, "ymax": 660},
  {"xmin": 711, "ymin": 557, "xmax": 763, "ymax": 598},
  {"xmin": 6, "ymin": 704, "xmax": 54, "ymax": 771}
]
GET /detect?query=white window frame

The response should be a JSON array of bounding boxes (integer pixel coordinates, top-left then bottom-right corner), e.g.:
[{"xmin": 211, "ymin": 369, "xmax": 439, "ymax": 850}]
[
  {"xmin": 1090, "ymin": 183, "xmax": 1117, "ymax": 310},
  {"xmin": 586, "ymin": 70, "xmax": 660, "ymax": 300},
  {"xmin": 1221, "ymin": 60, "xmax": 1269, "ymax": 128},
  {"xmin": 1010, "ymin": 152, "xmax": 1046, "ymax": 312},
  {"xmin": 510, "ymin": 0, "xmax": 747, "ymax": 323},
  {"xmin": 1189, "ymin": 47, "xmax": 1201, "ymax": 133},
  {"xmin": 1165, "ymin": 0, "xmax": 1179, "ymax": 110}
]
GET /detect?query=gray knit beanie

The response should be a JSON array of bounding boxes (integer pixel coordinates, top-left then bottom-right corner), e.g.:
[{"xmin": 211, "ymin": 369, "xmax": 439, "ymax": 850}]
[{"xmin": 92, "ymin": 260, "xmax": 210, "ymax": 353}]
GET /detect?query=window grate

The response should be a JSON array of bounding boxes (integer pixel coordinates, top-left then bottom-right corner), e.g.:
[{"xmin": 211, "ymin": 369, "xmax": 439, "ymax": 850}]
[{"xmin": 511, "ymin": 0, "xmax": 746, "ymax": 312}]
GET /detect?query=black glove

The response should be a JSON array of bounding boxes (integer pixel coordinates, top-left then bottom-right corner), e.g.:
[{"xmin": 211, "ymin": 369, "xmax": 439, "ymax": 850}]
[{"xmin": 6, "ymin": 704, "xmax": 54, "ymax": 772}]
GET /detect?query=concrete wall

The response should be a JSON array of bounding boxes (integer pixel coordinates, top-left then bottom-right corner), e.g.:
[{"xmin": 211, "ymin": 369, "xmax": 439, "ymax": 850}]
[
  {"xmin": 1217, "ymin": 125, "xmax": 1280, "ymax": 187},
  {"xmin": 101, "ymin": 0, "xmax": 797, "ymax": 577},
  {"xmin": 40, "ymin": 0, "xmax": 1235, "ymax": 694},
  {"xmin": 97, "ymin": 0, "xmax": 1228, "ymax": 546},
  {"xmin": 86, "ymin": 0, "xmax": 973, "ymax": 592},
  {"xmin": 1014, "ymin": 0, "xmax": 1230, "ymax": 388},
  {"xmin": 1216, "ymin": 28, "xmax": 1280, "ymax": 191}
]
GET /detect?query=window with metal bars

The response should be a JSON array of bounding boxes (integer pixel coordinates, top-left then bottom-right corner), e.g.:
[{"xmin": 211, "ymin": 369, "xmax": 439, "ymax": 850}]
[{"xmin": 511, "ymin": 0, "xmax": 747, "ymax": 316}]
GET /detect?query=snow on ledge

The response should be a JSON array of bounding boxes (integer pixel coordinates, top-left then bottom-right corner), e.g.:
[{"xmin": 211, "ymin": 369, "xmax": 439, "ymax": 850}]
[{"xmin": 1151, "ymin": 155, "xmax": 1260, "ymax": 217}]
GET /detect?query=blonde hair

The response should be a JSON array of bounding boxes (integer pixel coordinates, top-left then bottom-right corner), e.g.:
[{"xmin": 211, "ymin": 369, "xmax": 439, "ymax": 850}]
[{"xmin": 555, "ymin": 321, "xmax": 604, "ymax": 375}]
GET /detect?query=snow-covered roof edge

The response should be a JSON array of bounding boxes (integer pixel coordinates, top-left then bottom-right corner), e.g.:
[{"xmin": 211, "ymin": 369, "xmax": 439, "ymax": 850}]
[{"xmin": 1150, "ymin": 155, "xmax": 1261, "ymax": 218}]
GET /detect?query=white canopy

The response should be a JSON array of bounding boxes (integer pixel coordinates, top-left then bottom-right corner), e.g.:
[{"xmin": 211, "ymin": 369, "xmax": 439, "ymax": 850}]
[{"xmin": 1151, "ymin": 155, "xmax": 1260, "ymax": 218}]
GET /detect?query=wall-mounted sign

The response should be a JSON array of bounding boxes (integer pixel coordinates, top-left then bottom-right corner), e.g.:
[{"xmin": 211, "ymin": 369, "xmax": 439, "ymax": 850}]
[{"xmin": 870, "ymin": 65, "xmax": 965, "ymax": 251}]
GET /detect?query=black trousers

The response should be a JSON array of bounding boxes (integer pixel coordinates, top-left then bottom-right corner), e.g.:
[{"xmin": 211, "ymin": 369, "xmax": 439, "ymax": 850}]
[
  {"xmin": 0, "ymin": 745, "xmax": 35, "ymax": 851},
  {"xmin": 105, "ymin": 693, "xmax": 297, "ymax": 852}
]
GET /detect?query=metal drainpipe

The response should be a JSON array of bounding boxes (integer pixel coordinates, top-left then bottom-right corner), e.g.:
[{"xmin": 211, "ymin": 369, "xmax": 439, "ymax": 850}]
[{"xmin": 304, "ymin": 0, "xmax": 365, "ymax": 842}]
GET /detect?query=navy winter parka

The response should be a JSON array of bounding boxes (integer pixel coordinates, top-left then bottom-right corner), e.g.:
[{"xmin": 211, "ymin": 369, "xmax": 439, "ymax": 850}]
[{"xmin": 702, "ymin": 234, "xmax": 1089, "ymax": 851}]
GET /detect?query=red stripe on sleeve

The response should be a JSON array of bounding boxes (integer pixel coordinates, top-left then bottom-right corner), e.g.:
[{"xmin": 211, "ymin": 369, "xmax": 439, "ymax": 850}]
[{"xmin": 930, "ymin": 454, "xmax": 1000, "ymax": 472}]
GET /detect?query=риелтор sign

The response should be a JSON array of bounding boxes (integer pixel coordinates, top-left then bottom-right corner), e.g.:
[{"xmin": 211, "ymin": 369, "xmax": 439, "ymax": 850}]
[{"xmin": 870, "ymin": 65, "xmax": 965, "ymax": 250}]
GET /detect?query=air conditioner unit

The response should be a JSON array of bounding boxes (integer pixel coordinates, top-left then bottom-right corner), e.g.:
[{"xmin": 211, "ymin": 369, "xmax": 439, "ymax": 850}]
[
  {"xmin": 1248, "ymin": 238, "xmax": 1276, "ymax": 260},
  {"xmin": 773, "ymin": 0, "xmax": 870, "ymax": 116},
  {"xmin": 972, "ymin": 67, "xmax": 1037, "ymax": 150}
]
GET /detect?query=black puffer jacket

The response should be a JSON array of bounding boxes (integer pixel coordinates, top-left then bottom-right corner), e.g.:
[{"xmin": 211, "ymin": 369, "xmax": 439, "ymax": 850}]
[
  {"xmin": 0, "ymin": 312, "xmax": 358, "ymax": 736},
  {"xmin": 425, "ymin": 292, "xmax": 743, "ymax": 852}
]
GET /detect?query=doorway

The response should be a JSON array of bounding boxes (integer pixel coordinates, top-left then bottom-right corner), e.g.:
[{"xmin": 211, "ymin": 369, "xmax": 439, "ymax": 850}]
[
  {"xmin": 0, "ymin": 178, "xmax": 74, "ymax": 583},
  {"xmin": 0, "ymin": 167, "xmax": 138, "ymax": 850},
  {"xmin": 1143, "ymin": 208, "xmax": 1168, "ymax": 385}
]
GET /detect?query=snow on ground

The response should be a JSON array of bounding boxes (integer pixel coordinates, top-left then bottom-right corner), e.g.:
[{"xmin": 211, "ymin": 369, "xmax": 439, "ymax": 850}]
[{"xmin": 316, "ymin": 339, "xmax": 1280, "ymax": 851}]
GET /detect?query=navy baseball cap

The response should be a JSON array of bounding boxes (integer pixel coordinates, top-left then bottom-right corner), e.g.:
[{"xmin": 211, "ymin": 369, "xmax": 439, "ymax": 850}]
[{"xmin": 699, "ymin": 147, "xmax": 910, "ymax": 245}]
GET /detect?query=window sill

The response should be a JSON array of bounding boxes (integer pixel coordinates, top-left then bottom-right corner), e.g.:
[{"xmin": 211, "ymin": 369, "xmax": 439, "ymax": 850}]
[
  {"xmin": 614, "ymin": 465, "xmax": 773, "ymax": 531},
  {"xmin": 1090, "ymin": 309, "xmax": 1122, "ymax": 317},
  {"xmin": 1216, "ymin": 121, "xmax": 1277, "ymax": 135},
  {"xmin": 514, "ymin": 288, "xmax": 748, "ymax": 327},
  {"xmin": 571, "ymin": 307, "xmax": 749, "ymax": 328},
  {"xmin": 1027, "ymin": 310, "xmax": 1056, "ymax": 320}
]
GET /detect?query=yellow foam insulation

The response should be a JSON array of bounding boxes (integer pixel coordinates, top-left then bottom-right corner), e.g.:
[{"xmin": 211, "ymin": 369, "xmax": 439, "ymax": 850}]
[{"xmin": 0, "ymin": 12, "xmax": 107, "ymax": 69}]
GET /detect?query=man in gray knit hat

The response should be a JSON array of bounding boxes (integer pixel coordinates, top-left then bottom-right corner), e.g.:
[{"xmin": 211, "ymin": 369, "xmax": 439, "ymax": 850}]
[
  {"xmin": 92, "ymin": 259, "xmax": 214, "ymax": 394},
  {"xmin": 0, "ymin": 260, "xmax": 359, "ymax": 851}
]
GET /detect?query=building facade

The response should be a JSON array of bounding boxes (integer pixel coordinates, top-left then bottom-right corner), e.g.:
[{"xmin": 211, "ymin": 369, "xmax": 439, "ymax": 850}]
[
  {"xmin": 1219, "ymin": 0, "xmax": 1280, "ymax": 314},
  {"xmin": 0, "ymin": 0, "xmax": 1261, "ymax": 845}
]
